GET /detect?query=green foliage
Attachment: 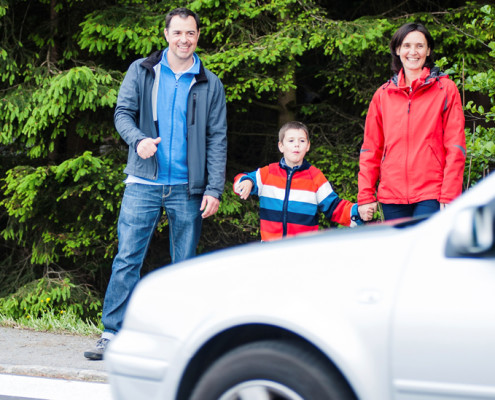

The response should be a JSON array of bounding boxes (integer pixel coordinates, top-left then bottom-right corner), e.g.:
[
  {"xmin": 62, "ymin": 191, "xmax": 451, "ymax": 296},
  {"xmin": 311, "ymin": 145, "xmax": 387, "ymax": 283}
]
[
  {"xmin": 464, "ymin": 68, "xmax": 495, "ymax": 121},
  {"xmin": 0, "ymin": 308, "xmax": 102, "ymax": 336},
  {"xmin": 1, "ymin": 152, "xmax": 124, "ymax": 265},
  {"xmin": 307, "ymin": 144, "xmax": 360, "ymax": 228},
  {"xmin": 0, "ymin": 1, "xmax": 7, "ymax": 18},
  {"xmin": 455, "ymin": 3, "xmax": 495, "ymax": 186},
  {"xmin": 78, "ymin": 5, "xmax": 166, "ymax": 59},
  {"xmin": 198, "ymin": 182, "xmax": 261, "ymax": 251},
  {"xmin": 464, "ymin": 126, "xmax": 495, "ymax": 186},
  {"xmin": 2, "ymin": 0, "xmax": 495, "ymax": 333},
  {"xmin": 215, "ymin": 183, "xmax": 260, "ymax": 238},
  {"xmin": 0, "ymin": 66, "xmax": 121, "ymax": 158},
  {"xmin": 321, "ymin": 18, "xmax": 395, "ymax": 108},
  {"xmin": 189, "ymin": 0, "xmax": 329, "ymax": 102},
  {"xmin": 463, "ymin": 64, "xmax": 495, "ymax": 186},
  {"xmin": 308, "ymin": 145, "xmax": 360, "ymax": 202},
  {"xmin": 0, "ymin": 276, "xmax": 102, "ymax": 326}
]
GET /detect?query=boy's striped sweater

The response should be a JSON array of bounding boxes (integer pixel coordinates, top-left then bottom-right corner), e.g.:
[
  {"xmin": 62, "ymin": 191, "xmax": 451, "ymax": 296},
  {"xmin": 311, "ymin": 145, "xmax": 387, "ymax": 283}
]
[{"xmin": 233, "ymin": 158, "xmax": 361, "ymax": 241}]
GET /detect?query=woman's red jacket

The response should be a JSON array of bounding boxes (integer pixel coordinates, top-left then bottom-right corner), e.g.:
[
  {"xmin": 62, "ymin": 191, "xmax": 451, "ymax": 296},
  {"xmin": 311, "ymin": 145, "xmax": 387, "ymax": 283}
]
[{"xmin": 358, "ymin": 67, "xmax": 466, "ymax": 205}]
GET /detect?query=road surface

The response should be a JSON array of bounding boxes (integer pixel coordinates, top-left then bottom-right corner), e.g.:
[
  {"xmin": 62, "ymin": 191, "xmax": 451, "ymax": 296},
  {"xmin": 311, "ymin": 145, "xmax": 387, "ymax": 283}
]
[{"xmin": 0, "ymin": 326, "xmax": 111, "ymax": 399}]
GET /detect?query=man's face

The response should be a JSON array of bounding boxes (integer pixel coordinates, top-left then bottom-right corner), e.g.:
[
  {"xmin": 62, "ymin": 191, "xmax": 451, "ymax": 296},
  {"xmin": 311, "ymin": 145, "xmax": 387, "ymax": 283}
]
[{"xmin": 164, "ymin": 15, "xmax": 200, "ymax": 64}]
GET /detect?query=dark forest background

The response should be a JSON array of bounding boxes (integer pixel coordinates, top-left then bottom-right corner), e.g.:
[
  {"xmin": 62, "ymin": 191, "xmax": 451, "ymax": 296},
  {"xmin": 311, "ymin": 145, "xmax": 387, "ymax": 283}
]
[{"xmin": 1, "ymin": 0, "xmax": 494, "ymax": 319}]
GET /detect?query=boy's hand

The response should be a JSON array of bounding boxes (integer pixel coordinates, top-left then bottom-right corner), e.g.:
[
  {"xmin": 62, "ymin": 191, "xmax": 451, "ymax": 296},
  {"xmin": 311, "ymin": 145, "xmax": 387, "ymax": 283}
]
[
  {"xmin": 358, "ymin": 202, "xmax": 377, "ymax": 221},
  {"xmin": 236, "ymin": 180, "xmax": 253, "ymax": 200}
]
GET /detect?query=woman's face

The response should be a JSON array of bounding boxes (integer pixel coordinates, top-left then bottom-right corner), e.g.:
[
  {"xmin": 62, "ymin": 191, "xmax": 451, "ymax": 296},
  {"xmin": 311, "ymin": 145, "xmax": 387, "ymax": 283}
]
[{"xmin": 396, "ymin": 31, "xmax": 430, "ymax": 75}]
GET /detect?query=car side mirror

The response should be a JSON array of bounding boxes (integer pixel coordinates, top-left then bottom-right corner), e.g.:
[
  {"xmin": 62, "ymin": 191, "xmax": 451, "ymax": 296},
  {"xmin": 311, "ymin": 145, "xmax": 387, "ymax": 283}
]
[{"xmin": 446, "ymin": 205, "xmax": 495, "ymax": 257}]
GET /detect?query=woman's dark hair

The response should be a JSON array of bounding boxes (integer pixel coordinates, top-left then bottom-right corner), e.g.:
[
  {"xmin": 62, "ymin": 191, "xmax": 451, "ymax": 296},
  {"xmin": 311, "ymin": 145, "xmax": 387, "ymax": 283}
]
[
  {"xmin": 165, "ymin": 8, "xmax": 200, "ymax": 31},
  {"xmin": 389, "ymin": 22, "xmax": 435, "ymax": 74}
]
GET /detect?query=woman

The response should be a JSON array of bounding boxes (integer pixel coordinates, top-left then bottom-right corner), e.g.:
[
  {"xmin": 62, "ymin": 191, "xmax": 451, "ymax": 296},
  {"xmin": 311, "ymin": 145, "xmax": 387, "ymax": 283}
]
[{"xmin": 358, "ymin": 23, "xmax": 466, "ymax": 221}]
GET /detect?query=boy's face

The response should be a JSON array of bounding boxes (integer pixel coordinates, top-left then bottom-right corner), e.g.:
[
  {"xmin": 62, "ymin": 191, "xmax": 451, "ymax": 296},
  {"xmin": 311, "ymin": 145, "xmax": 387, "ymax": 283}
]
[{"xmin": 278, "ymin": 128, "xmax": 310, "ymax": 168}]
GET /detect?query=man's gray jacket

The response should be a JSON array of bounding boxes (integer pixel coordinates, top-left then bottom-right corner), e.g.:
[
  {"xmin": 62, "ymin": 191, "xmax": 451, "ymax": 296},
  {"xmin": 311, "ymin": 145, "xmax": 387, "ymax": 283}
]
[{"xmin": 114, "ymin": 49, "xmax": 228, "ymax": 199}]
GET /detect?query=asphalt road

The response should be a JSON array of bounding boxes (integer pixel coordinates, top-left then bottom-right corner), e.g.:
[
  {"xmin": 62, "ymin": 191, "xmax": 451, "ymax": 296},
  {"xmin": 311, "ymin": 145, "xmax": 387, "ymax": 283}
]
[
  {"xmin": 0, "ymin": 374, "xmax": 112, "ymax": 400},
  {"xmin": 0, "ymin": 326, "xmax": 107, "ymax": 382}
]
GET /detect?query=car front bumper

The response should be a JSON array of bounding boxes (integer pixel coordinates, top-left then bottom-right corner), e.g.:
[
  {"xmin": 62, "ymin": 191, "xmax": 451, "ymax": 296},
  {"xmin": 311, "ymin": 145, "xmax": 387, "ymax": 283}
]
[{"xmin": 106, "ymin": 329, "xmax": 182, "ymax": 400}]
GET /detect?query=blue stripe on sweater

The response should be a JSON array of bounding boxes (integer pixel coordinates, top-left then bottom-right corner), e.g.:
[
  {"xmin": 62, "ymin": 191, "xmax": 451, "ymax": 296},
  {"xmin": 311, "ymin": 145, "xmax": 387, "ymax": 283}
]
[
  {"xmin": 287, "ymin": 200, "xmax": 318, "ymax": 215},
  {"xmin": 260, "ymin": 208, "xmax": 319, "ymax": 226},
  {"xmin": 319, "ymin": 191, "xmax": 342, "ymax": 218},
  {"xmin": 261, "ymin": 197, "xmax": 318, "ymax": 216},
  {"xmin": 260, "ymin": 196, "xmax": 284, "ymax": 211}
]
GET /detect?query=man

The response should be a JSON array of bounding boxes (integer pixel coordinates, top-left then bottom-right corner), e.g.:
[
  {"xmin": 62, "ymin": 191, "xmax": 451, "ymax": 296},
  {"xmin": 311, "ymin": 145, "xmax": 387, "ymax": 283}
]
[{"xmin": 84, "ymin": 7, "xmax": 227, "ymax": 360}]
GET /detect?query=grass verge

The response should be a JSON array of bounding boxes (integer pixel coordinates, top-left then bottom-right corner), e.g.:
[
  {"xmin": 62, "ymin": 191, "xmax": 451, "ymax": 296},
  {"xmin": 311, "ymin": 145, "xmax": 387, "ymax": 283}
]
[{"xmin": 0, "ymin": 309, "xmax": 103, "ymax": 336}]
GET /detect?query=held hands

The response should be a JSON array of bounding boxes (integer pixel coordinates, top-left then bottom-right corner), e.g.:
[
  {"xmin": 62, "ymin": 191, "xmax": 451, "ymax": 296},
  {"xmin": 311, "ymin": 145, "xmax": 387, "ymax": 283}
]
[
  {"xmin": 236, "ymin": 180, "xmax": 253, "ymax": 200},
  {"xmin": 137, "ymin": 137, "xmax": 161, "ymax": 159},
  {"xmin": 358, "ymin": 202, "xmax": 377, "ymax": 222}
]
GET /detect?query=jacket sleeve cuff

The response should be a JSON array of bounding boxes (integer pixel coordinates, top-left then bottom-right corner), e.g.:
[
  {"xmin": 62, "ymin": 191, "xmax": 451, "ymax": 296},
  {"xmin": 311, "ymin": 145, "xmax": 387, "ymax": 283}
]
[{"xmin": 350, "ymin": 203, "xmax": 363, "ymax": 227}]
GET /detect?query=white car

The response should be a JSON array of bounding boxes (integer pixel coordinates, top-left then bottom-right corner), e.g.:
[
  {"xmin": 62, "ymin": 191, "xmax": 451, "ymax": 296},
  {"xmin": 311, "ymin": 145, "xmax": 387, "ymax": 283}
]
[{"xmin": 106, "ymin": 173, "xmax": 495, "ymax": 400}]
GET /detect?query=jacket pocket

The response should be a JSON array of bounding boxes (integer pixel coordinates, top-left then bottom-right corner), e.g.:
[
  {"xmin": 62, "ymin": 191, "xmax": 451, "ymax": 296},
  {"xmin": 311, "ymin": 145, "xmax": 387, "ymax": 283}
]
[
  {"xmin": 428, "ymin": 143, "xmax": 443, "ymax": 169},
  {"xmin": 381, "ymin": 146, "xmax": 388, "ymax": 165}
]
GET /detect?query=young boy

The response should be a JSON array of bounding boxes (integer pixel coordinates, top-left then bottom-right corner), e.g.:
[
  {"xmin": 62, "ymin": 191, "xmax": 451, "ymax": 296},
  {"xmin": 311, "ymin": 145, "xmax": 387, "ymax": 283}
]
[{"xmin": 233, "ymin": 121, "xmax": 373, "ymax": 241}]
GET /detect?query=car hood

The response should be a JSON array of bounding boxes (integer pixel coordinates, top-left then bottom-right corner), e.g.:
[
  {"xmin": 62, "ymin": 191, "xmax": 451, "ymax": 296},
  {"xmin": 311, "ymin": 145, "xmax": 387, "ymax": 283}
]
[{"xmin": 122, "ymin": 221, "xmax": 423, "ymax": 341}]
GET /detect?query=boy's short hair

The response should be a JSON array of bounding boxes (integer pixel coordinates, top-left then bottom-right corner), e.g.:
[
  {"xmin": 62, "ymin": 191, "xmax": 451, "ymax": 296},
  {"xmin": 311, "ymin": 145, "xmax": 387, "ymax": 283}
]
[{"xmin": 278, "ymin": 121, "xmax": 310, "ymax": 142}]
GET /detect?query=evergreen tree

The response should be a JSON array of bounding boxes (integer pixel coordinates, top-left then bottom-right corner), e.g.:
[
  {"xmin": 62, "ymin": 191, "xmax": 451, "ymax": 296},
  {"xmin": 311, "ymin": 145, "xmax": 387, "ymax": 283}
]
[{"xmin": 1, "ymin": 0, "xmax": 494, "ymax": 307}]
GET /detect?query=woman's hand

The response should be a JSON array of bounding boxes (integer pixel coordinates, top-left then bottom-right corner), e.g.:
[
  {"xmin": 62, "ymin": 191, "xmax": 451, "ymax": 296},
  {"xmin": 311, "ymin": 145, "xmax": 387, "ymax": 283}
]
[{"xmin": 358, "ymin": 202, "xmax": 378, "ymax": 221}]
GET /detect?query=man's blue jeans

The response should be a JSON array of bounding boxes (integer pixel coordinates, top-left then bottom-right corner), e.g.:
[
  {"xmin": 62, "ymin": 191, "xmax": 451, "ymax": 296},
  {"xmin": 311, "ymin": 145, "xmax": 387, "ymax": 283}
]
[{"xmin": 102, "ymin": 183, "xmax": 203, "ymax": 335}]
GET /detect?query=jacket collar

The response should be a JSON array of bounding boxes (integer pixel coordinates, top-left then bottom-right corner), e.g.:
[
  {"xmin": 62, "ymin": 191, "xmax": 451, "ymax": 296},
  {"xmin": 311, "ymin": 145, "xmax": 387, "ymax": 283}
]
[
  {"xmin": 159, "ymin": 49, "xmax": 200, "ymax": 76},
  {"xmin": 390, "ymin": 66, "xmax": 447, "ymax": 88},
  {"xmin": 140, "ymin": 49, "xmax": 208, "ymax": 83},
  {"xmin": 279, "ymin": 158, "xmax": 311, "ymax": 172}
]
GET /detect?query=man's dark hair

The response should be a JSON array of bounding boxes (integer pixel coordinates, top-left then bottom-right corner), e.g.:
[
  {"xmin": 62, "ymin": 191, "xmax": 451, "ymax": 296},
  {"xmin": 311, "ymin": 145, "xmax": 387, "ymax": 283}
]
[
  {"xmin": 389, "ymin": 22, "xmax": 435, "ymax": 74},
  {"xmin": 166, "ymin": 8, "xmax": 200, "ymax": 31}
]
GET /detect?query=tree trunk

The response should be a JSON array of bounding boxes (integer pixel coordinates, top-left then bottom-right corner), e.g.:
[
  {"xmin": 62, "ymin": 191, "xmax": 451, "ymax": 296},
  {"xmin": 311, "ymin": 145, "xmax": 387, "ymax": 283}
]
[{"xmin": 277, "ymin": 62, "xmax": 297, "ymax": 127}]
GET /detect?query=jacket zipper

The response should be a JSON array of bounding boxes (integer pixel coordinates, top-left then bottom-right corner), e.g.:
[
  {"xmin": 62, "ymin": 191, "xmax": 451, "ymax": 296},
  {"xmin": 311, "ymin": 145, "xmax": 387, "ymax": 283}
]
[
  {"xmin": 391, "ymin": 78, "xmax": 436, "ymax": 202},
  {"xmin": 405, "ymin": 84, "xmax": 423, "ymax": 202},
  {"xmin": 191, "ymin": 93, "xmax": 197, "ymax": 125},
  {"xmin": 282, "ymin": 168, "xmax": 295, "ymax": 236},
  {"xmin": 168, "ymin": 79, "xmax": 179, "ymax": 180},
  {"xmin": 152, "ymin": 121, "xmax": 159, "ymax": 179},
  {"xmin": 405, "ymin": 82, "xmax": 428, "ymax": 201}
]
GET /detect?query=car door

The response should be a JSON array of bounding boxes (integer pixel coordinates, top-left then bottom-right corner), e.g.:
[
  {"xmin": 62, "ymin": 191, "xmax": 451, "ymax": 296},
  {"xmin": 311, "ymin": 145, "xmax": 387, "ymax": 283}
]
[{"xmin": 391, "ymin": 197, "xmax": 495, "ymax": 399}]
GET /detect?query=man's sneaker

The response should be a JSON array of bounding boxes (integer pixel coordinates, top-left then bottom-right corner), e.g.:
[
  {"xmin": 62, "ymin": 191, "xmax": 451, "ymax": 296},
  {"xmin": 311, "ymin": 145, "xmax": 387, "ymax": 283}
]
[{"xmin": 84, "ymin": 338, "xmax": 110, "ymax": 360}]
